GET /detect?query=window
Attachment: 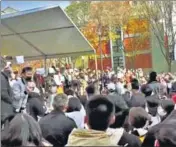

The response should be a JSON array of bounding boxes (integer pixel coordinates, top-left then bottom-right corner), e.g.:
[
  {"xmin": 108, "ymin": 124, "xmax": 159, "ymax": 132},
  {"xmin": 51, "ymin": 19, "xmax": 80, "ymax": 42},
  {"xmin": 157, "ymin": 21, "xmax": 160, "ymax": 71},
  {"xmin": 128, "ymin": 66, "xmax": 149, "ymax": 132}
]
[
  {"xmin": 113, "ymin": 56, "xmax": 124, "ymax": 68},
  {"xmin": 112, "ymin": 29, "xmax": 122, "ymax": 53}
]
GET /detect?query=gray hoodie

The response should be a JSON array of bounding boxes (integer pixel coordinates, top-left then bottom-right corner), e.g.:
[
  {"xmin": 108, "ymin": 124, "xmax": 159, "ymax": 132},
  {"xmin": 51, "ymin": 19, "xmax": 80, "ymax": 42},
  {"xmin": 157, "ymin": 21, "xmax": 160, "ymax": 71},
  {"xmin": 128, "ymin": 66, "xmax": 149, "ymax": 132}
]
[{"xmin": 12, "ymin": 78, "xmax": 28, "ymax": 112}]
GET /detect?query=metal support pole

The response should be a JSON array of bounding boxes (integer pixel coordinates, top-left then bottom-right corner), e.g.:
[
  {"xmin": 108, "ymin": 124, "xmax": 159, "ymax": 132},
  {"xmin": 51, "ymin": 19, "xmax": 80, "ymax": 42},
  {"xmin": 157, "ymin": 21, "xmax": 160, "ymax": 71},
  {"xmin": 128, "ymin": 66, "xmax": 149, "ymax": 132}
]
[
  {"xmin": 109, "ymin": 34, "xmax": 114, "ymax": 70},
  {"xmin": 99, "ymin": 35, "xmax": 103, "ymax": 71},
  {"xmin": 94, "ymin": 54, "xmax": 98, "ymax": 79},
  {"xmin": 121, "ymin": 27, "xmax": 126, "ymax": 68},
  {"xmin": 94, "ymin": 53, "xmax": 99, "ymax": 94},
  {"xmin": 109, "ymin": 26, "xmax": 114, "ymax": 70},
  {"xmin": 44, "ymin": 56, "xmax": 47, "ymax": 75},
  {"xmin": 98, "ymin": 24, "xmax": 103, "ymax": 71}
]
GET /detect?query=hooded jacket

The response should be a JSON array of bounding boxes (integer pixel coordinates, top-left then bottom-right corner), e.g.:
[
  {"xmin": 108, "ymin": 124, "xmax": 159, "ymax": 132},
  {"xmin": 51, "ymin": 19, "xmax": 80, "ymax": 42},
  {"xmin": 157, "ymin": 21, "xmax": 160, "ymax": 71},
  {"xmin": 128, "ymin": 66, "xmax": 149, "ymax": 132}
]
[{"xmin": 66, "ymin": 128, "xmax": 124, "ymax": 146}]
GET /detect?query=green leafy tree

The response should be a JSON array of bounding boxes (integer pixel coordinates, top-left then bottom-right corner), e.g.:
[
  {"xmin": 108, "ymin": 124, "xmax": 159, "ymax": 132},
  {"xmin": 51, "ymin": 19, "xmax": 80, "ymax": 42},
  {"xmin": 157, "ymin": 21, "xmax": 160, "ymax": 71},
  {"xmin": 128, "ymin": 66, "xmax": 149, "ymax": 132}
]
[
  {"xmin": 134, "ymin": 1, "xmax": 176, "ymax": 71},
  {"xmin": 65, "ymin": 1, "xmax": 91, "ymax": 28}
]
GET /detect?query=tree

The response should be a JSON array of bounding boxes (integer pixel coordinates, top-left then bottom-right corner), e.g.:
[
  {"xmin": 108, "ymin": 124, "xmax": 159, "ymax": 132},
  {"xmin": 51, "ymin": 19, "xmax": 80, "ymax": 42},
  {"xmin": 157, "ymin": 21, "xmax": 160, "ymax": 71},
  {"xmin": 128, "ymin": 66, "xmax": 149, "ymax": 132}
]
[
  {"xmin": 66, "ymin": 2, "xmax": 155, "ymax": 70},
  {"xmin": 66, "ymin": 2, "xmax": 132, "ymax": 69},
  {"xmin": 86, "ymin": 2, "xmax": 132, "ymax": 69},
  {"xmin": 123, "ymin": 18, "xmax": 150, "ymax": 69},
  {"xmin": 134, "ymin": 1, "xmax": 176, "ymax": 71},
  {"xmin": 65, "ymin": 1, "xmax": 91, "ymax": 28}
]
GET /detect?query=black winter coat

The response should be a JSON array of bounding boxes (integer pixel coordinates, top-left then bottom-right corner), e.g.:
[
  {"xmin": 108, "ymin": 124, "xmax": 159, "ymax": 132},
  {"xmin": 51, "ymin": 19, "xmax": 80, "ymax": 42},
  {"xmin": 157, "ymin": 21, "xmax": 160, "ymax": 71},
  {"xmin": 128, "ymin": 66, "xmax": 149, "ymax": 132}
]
[
  {"xmin": 119, "ymin": 131, "xmax": 142, "ymax": 147},
  {"xmin": 26, "ymin": 92, "xmax": 46, "ymax": 121},
  {"xmin": 1, "ymin": 72, "xmax": 14, "ymax": 124},
  {"xmin": 142, "ymin": 110, "xmax": 176, "ymax": 147},
  {"xmin": 39, "ymin": 110, "xmax": 77, "ymax": 147}
]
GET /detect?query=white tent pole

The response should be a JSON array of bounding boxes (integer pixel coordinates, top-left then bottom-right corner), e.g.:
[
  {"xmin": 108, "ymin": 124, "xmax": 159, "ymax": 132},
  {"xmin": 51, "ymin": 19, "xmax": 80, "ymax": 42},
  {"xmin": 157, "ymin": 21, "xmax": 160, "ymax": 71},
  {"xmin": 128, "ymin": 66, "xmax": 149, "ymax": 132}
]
[
  {"xmin": 44, "ymin": 56, "xmax": 47, "ymax": 75},
  {"xmin": 94, "ymin": 54, "xmax": 98, "ymax": 79}
]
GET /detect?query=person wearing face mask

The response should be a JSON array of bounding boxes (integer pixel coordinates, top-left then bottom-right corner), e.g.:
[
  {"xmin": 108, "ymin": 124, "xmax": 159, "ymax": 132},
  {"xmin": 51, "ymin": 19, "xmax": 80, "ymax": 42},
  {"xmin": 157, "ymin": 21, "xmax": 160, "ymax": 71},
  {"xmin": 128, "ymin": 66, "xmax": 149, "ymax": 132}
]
[{"xmin": 12, "ymin": 67, "xmax": 33, "ymax": 113}]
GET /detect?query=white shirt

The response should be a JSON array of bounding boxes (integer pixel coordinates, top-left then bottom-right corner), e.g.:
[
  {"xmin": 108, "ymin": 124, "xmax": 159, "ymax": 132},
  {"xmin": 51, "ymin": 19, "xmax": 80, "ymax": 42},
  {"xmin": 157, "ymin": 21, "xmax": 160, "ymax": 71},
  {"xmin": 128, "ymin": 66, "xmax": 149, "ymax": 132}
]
[{"xmin": 66, "ymin": 111, "xmax": 85, "ymax": 128}]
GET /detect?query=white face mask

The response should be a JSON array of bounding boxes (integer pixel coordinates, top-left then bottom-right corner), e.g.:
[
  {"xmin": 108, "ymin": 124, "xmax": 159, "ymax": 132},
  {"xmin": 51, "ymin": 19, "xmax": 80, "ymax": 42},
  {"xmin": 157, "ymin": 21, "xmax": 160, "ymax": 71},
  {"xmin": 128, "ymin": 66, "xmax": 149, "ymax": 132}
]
[
  {"xmin": 11, "ymin": 73, "xmax": 15, "ymax": 79},
  {"xmin": 33, "ymin": 87, "xmax": 40, "ymax": 94},
  {"xmin": 51, "ymin": 86, "xmax": 57, "ymax": 94},
  {"xmin": 157, "ymin": 106, "xmax": 167, "ymax": 117}
]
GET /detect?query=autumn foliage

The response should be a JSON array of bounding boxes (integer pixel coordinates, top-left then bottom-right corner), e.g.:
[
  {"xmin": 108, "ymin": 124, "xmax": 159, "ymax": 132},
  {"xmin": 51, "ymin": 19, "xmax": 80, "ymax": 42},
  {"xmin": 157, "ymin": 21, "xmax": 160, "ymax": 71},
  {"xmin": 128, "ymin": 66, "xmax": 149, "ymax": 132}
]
[
  {"xmin": 65, "ymin": 1, "xmax": 154, "ymax": 69},
  {"xmin": 81, "ymin": 22, "xmax": 110, "ymax": 55}
]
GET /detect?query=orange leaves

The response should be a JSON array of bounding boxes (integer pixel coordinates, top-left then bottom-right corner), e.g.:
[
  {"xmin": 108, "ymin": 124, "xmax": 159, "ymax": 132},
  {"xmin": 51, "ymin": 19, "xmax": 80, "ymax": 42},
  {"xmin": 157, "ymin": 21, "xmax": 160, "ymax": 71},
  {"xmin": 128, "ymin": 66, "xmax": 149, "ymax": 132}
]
[
  {"xmin": 81, "ymin": 22, "xmax": 110, "ymax": 55},
  {"xmin": 124, "ymin": 36, "xmax": 150, "ymax": 52},
  {"xmin": 123, "ymin": 18, "xmax": 150, "ymax": 54},
  {"xmin": 125, "ymin": 19, "xmax": 150, "ymax": 35},
  {"xmin": 81, "ymin": 22, "xmax": 98, "ymax": 48}
]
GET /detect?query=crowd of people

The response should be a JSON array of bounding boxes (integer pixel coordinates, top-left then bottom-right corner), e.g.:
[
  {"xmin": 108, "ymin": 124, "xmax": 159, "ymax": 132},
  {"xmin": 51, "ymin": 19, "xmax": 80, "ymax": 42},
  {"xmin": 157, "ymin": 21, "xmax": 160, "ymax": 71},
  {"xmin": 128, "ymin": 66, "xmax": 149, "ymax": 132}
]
[{"xmin": 1, "ymin": 62, "xmax": 176, "ymax": 147}]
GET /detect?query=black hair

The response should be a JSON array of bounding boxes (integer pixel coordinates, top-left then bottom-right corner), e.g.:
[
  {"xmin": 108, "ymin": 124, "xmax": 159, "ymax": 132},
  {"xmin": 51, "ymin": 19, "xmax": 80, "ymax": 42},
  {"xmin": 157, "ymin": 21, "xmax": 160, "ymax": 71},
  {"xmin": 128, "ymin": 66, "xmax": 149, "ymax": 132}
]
[
  {"xmin": 148, "ymin": 71, "xmax": 157, "ymax": 83},
  {"xmin": 86, "ymin": 95, "xmax": 115, "ymax": 131},
  {"xmin": 161, "ymin": 100, "xmax": 175, "ymax": 115},
  {"xmin": 141, "ymin": 84, "xmax": 153, "ymax": 97},
  {"xmin": 79, "ymin": 73, "xmax": 85, "ymax": 79},
  {"xmin": 21, "ymin": 67, "xmax": 32, "ymax": 74},
  {"xmin": 28, "ymin": 92, "xmax": 45, "ymax": 103},
  {"xmin": 107, "ymin": 95, "xmax": 129, "ymax": 128},
  {"xmin": 64, "ymin": 89, "xmax": 74, "ymax": 96},
  {"xmin": 77, "ymin": 95, "xmax": 87, "ymax": 108},
  {"xmin": 131, "ymin": 78, "xmax": 139, "ymax": 90},
  {"xmin": 129, "ymin": 107, "xmax": 151, "ymax": 128},
  {"xmin": 1, "ymin": 113, "xmax": 42, "ymax": 147},
  {"xmin": 86, "ymin": 84, "xmax": 95, "ymax": 95},
  {"xmin": 72, "ymin": 80, "xmax": 80, "ymax": 87},
  {"xmin": 67, "ymin": 97, "xmax": 82, "ymax": 112}
]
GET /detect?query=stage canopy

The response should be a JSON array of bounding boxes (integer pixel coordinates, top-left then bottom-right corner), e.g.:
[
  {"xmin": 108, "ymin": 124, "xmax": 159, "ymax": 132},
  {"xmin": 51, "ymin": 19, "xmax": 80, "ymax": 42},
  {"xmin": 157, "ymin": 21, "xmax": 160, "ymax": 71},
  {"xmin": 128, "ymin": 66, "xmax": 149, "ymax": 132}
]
[{"xmin": 1, "ymin": 6, "xmax": 95, "ymax": 61}]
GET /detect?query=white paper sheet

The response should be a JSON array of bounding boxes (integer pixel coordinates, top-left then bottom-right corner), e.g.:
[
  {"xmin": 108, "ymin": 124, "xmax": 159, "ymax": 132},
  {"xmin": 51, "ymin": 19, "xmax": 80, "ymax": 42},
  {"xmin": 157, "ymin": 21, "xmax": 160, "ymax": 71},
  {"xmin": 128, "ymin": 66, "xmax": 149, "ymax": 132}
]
[
  {"xmin": 54, "ymin": 75, "xmax": 62, "ymax": 85},
  {"xmin": 36, "ymin": 68, "xmax": 45, "ymax": 75},
  {"xmin": 16, "ymin": 56, "xmax": 24, "ymax": 64}
]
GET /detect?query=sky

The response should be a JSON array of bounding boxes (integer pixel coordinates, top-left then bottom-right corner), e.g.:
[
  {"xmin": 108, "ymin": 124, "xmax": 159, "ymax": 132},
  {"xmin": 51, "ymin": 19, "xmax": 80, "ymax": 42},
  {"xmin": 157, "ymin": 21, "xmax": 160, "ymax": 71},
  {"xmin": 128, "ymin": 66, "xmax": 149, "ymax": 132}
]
[{"xmin": 1, "ymin": 1, "xmax": 70, "ymax": 11}]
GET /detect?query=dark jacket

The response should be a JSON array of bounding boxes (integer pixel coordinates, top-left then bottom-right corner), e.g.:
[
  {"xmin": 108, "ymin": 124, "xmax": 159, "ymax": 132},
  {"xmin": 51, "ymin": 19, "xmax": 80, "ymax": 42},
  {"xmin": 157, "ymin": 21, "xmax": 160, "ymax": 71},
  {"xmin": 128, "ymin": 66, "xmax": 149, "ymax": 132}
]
[
  {"xmin": 123, "ymin": 92, "xmax": 146, "ymax": 108},
  {"xmin": 26, "ymin": 92, "xmax": 46, "ymax": 121},
  {"xmin": 142, "ymin": 110, "xmax": 176, "ymax": 147},
  {"xmin": 146, "ymin": 95, "xmax": 159, "ymax": 116},
  {"xmin": 148, "ymin": 81, "xmax": 166, "ymax": 97},
  {"xmin": 119, "ymin": 131, "xmax": 142, "ymax": 147},
  {"xmin": 1, "ymin": 72, "xmax": 14, "ymax": 124},
  {"xmin": 39, "ymin": 110, "xmax": 77, "ymax": 147}
]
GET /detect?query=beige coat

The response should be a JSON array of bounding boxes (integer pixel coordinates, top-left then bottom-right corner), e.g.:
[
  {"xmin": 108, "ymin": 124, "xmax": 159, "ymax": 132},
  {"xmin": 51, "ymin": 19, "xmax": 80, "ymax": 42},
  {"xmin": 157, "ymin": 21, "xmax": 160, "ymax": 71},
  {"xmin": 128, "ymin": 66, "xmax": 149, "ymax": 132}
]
[{"xmin": 66, "ymin": 128, "xmax": 124, "ymax": 146}]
